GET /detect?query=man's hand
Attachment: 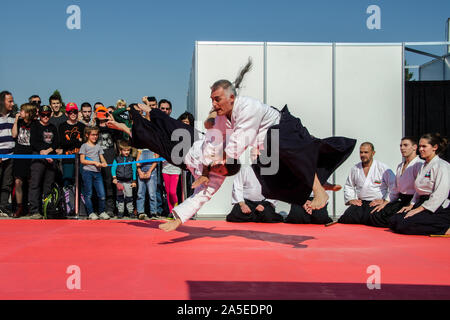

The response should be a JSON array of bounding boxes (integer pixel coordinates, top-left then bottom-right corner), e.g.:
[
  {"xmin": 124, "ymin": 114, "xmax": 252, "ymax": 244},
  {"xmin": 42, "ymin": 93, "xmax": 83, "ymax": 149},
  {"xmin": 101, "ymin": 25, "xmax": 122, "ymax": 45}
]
[
  {"xmin": 192, "ymin": 176, "xmax": 209, "ymax": 189},
  {"xmin": 137, "ymin": 103, "xmax": 151, "ymax": 114},
  {"xmin": 240, "ymin": 203, "xmax": 252, "ymax": 214},
  {"xmin": 112, "ymin": 178, "xmax": 118, "ymax": 185},
  {"xmin": 369, "ymin": 199, "xmax": 385, "ymax": 207},
  {"xmin": 348, "ymin": 199, "xmax": 362, "ymax": 206},
  {"xmin": 131, "ymin": 182, "xmax": 137, "ymax": 188},
  {"xmin": 404, "ymin": 206, "xmax": 424, "ymax": 219},
  {"xmin": 370, "ymin": 200, "xmax": 389, "ymax": 214},
  {"xmin": 397, "ymin": 204, "xmax": 413, "ymax": 214},
  {"xmin": 255, "ymin": 204, "xmax": 265, "ymax": 212}
]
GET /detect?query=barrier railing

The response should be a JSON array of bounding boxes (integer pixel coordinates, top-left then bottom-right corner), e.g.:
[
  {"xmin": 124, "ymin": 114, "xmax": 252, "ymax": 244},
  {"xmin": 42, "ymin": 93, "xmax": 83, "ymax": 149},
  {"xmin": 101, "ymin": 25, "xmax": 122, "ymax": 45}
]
[{"xmin": 1, "ymin": 154, "xmax": 184, "ymax": 218}]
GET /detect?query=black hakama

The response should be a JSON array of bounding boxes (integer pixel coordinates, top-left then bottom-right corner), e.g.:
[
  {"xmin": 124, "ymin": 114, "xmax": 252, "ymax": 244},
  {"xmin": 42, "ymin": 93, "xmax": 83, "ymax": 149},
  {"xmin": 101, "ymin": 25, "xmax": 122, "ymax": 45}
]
[
  {"xmin": 389, "ymin": 195, "xmax": 450, "ymax": 235},
  {"xmin": 368, "ymin": 193, "xmax": 414, "ymax": 228},
  {"xmin": 252, "ymin": 106, "xmax": 357, "ymax": 207},
  {"xmin": 285, "ymin": 198, "xmax": 333, "ymax": 225},
  {"xmin": 129, "ymin": 107, "xmax": 200, "ymax": 171},
  {"xmin": 226, "ymin": 199, "xmax": 284, "ymax": 223}
]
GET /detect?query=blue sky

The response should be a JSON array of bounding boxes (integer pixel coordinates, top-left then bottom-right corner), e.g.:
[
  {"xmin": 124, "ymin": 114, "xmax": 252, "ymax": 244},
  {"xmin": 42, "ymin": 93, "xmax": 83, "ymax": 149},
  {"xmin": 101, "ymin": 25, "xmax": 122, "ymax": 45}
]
[{"xmin": 0, "ymin": 0, "xmax": 449, "ymax": 117}]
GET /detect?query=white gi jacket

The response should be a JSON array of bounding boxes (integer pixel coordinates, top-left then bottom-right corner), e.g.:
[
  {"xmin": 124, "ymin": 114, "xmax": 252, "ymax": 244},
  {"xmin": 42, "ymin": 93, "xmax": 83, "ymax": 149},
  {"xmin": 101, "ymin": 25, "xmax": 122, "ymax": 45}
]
[
  {"xmin": 411, "ymin": 156, "xmax": 450, "ymax": 212},
  {"xmin": 172, "ymin": 136, "xmax": 226, "ymax": 223},
  {"xmin": 212, "ymin": 96, "xmax": 281, "ymax": 160},
  {"xmin": 231, "ymin": 165, "xmax": 277, "ymax": 207},
  {"xmin": 344, "ymin": 159, "xmax": 396, "ymax": 204},
  {"xmin": 389, "ymin": 156, "xmax": 424, "ymax": 202}
]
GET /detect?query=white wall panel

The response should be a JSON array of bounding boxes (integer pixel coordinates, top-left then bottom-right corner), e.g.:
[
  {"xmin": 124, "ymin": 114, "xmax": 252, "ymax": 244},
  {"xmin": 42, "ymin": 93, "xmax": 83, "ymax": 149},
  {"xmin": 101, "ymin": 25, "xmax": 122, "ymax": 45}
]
[{"xmin": 334, "ymin": 44, "xmax": 403, "ymax": 217}]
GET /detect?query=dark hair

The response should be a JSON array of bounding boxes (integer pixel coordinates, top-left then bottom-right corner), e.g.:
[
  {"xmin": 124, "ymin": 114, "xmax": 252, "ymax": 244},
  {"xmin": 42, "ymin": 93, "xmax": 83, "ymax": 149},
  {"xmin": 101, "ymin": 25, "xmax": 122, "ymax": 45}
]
[
  {"xmin": 94, "ymin": 102, "xmax": 103, "ymax": 107},
  {"xmin": 28, "ymin": 95, "xmax": 40, "ymax": 102},
  {"xmin": 420, "ymin": 133, "xmax": 448, "ymax": 156},
  {"xmin": 158, "ymin": 99, "xmax": 172, "ymax": 109},
  {"xmin": 148, "ymin": 96, "xmax": 157, "ymax": 103},
  {"xmin": 360, "ymin": 142, "xmax": 375, "ymax": 151},
  {"xmin": 177, "ymin": 112, "xmax": 194, "ymax": 126},
  {"xmin": 0, "ymin": 91, "xmax": 12, "ymax": 115},
  {"xmin": 81, "ymin": 102, "xmax": 92, "ymax": 110},
  {"xmin": 49, "ymin": 94, "xmax": 61, "ymax": 104},
  {"xmin": 401, "ymin": 136, "xmax": 418, "ymax": 146},
  {"xmin": 224, "ymin": 162, "xmax": 241, "ymax": 177}
]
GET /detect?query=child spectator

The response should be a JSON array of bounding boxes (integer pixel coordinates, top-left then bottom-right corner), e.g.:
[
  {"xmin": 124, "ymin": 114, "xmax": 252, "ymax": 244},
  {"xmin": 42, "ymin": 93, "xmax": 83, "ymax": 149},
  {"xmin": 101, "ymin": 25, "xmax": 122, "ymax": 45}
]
[
  {"xmin": 58, "ymin": 102, "xmax": 85, "ymax": 187},
  {"xmin": 11, "ymin": 103, "xmax": 37, "ymax": 218},
  {"xmin": 136, "ymin": 148, "xmax": 159, "ymax": 220},
  {"xmin": 79, "ymin": 126, "xmax": 109, "ymax": 220},
  {"xmin": 111, "ymin": 141, "xmax": 137, "ymax": 219},
  {"xmin": 28, "ymin": 105, "xmax": 59, "ymax": 219}
]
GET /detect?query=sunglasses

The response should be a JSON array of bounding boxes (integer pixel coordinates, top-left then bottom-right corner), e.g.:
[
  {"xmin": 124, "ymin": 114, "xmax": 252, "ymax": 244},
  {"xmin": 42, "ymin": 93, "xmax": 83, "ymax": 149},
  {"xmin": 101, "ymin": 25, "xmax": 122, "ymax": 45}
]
[
  {"xmin": 40, "ymin": 112, "xmax": 51, "ymax": 118},
  {"xmin": 67, "ymin": 110, "xmax": 79, "ymax": 115}
]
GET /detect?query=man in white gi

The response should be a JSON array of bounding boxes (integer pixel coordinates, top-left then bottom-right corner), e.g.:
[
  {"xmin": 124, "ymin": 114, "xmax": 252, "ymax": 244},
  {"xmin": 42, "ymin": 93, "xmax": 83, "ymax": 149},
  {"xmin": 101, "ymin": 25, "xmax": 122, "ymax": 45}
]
[
  {"xmin": 338, "ymin": 142, "xmax": 395, "ymax": 225},
  {"xmin": 226, "ymin": 165, "xmax": 283, "ymax": 223},
  {"xmin": 369, "ymin": 137, "xmax": 424, "ymax": 227}
]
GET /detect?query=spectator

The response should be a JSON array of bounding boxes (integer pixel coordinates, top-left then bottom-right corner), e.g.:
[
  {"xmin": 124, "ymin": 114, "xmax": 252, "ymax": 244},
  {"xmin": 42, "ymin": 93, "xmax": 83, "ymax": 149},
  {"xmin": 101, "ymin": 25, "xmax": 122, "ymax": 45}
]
[
  {"xmin": 58, "ymin": 102, "xmax": 85, "ymax": 187},
  {"xmin": 79, "ymin": 102, "xmax": 95, "ymax": 126},
  {"xmin": 158, "ymin": 99, "xmax": 182, "ymax": 215},
  {"xmin": 11, "ymin": 103, "xmax": 37, "ymax": 218},
  {"xmin": 28, "ymin": 105, "xmax": 59, "ymax": 219},
  {"xmin": 111, "ymin": 141, "xmax": 137, "ymax": 219},
  {"xmin": 0, "ymin": 91, "xmax": 16, "ymax": 217},
  {"xmin": 28, "ymin": 95, "xmax": 41, "ymax": 108},
  {"xmin": 112, "ymin": 99, "xmax": 132, "ymax": 142},
  {"xmin": 49, "ymin": 94, "xmax": 67, "ymax": 130},
  {"xmin": 79, "ymin": 126, "xmax": 109, "ymax": 220},
  {"xmin": 177, "ymin": 112, "xmax": 195, "ymax": 199},
  {"xmin": 95, "ymin": 104, "xmax": 121, "ymax": 217},
  {"xmin": 142, "ymin": 96, "xmax": 158, "ymax": 109}
]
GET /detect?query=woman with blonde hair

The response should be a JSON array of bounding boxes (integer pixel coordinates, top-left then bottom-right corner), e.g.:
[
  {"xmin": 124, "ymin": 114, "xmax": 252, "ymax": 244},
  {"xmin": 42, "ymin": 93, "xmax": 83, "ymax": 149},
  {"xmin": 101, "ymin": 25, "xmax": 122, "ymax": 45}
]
[{"xmin": 11, "ymin": 103, "xmax": 37, "ymax": 218}]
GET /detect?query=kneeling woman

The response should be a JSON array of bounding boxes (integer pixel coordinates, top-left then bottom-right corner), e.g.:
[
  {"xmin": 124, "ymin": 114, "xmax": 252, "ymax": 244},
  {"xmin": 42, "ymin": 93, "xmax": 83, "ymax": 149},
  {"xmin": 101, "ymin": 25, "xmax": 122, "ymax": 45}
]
[{"xmin": 389, "ymin": 133, "xmax": 450, "ymax": 236}]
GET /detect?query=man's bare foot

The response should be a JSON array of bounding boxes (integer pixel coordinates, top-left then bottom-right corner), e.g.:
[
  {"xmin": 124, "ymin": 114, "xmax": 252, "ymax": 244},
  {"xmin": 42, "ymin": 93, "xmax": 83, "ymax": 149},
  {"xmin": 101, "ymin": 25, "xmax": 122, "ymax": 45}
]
[
  {"xmin": 446, "ymin": 228, "xmax": 450, "ymax": 235},
  {"xmin": 323, "ymin": 183, "xmax": 342, "ymax": 192},
  {"xmin": 310, "ymin": 188, "xmax": 329, "ymax": 210},
  {"xmin": 159, "ymin": 218, "xmax": 182, "ymax": 232}
]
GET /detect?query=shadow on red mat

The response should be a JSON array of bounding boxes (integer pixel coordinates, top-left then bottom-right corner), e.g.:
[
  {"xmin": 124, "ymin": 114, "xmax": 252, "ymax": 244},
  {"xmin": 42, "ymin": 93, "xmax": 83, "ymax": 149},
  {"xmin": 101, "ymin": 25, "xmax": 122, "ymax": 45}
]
[
  {"xmin": 123, "ymin": 221, "xmax": 315, "ymax": 248},
  {"xmin": 187, "ymin": 280, "xmax": 450, "ymax": 300}
]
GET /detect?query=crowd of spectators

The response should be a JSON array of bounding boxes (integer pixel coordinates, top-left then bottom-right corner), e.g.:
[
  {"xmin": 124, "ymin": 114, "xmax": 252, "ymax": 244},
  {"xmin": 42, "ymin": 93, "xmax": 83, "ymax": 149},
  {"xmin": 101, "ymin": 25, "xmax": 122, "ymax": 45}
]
[{"xmin": 0, "ymin": 90, "xmax": 193, "ymax": 220}]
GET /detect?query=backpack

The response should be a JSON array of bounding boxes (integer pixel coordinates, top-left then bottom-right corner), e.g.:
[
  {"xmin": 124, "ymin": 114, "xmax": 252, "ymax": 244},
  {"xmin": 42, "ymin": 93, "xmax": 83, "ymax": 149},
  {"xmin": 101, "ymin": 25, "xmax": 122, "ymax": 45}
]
[{"xmin": 42, "ymin": 183, "xmax": 66, "ymax": 220}]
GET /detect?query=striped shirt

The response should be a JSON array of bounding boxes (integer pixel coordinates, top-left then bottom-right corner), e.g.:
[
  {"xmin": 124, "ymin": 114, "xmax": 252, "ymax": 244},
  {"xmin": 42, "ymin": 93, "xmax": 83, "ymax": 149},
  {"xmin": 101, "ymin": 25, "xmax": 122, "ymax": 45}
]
[{"xmin": 0, "ymin": 114, "xmax": 15, "ymax": 160}]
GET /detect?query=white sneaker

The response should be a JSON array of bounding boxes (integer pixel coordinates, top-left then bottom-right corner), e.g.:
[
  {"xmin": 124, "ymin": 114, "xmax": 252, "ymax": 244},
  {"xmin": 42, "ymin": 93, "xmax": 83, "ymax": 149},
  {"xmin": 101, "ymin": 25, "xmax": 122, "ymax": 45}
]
[
  {"xmin": 99, "ymin": 212, "xmax": 110, "ymax": 220},
  {"xmin": 89, "ymin": 213, "xmax": 99, "ymax": 220}
]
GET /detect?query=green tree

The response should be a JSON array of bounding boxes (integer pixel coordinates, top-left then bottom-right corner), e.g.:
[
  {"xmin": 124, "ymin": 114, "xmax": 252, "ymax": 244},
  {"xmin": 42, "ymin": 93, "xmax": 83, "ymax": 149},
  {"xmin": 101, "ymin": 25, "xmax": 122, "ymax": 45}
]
[{"xmin": 405, "ymin": 60, "xmax": 414, "ymax": 81}]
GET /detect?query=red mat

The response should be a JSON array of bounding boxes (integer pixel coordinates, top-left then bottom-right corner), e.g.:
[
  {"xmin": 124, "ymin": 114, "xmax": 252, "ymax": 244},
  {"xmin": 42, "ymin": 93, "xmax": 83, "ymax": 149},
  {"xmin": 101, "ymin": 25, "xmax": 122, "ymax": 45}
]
[{"xmin": 0, "ymin": 220, "xmax": 449, "ymax": 300}]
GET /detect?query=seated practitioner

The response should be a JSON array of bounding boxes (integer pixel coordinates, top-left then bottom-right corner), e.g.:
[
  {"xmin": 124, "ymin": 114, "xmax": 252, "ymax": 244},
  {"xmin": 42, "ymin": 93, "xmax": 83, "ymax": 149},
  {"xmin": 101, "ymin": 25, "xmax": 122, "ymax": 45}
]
[
  {"xmin": 368, "ymin": 137, "xmax": 424, "ymax": 227},
  {"xmin": 390, "ymin": 133, "xmax": 450, "ymax": 236},
  {"xmin": 111, "ymin": 141, "xmax": 137, "ymax": 219},
  {"xmin": 338, "ymin": 142, "xmax": 395, "ymax": 225},
  {"xmin": 226, "ymin": 165, "xmax": 283, "ymax": 223}
]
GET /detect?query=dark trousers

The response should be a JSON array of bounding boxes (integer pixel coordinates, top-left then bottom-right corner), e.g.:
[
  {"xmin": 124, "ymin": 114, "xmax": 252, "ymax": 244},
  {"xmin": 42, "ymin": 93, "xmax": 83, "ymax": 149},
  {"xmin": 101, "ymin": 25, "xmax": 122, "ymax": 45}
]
[
  {"xmin": 28, "ymin": 160, "xmax": 57, "ymax": 213},
  {"xmin": 389, "ymin": 196, "xmax": 450, "ymax": 235},
  {"xmin": 368, "ymin": 194, "xmax": 414, "ymax": 228},
  {"xmin": 0, "ymin": 159, "xmax": 13, "ymax": 208},
  {"xmin": 338, "ymin": 200, "xmax": 373, "ymax": 225},
  {"xmin": 101, "ymin": 149, "xmax": 116, "ymax": 214},
  {"xmin": 285, "ymin": 198, "xmax": 333, "ymax": 224},
  {"xmin": 226, "ymin": 199, "xmax": 284, "ymax": 223}
]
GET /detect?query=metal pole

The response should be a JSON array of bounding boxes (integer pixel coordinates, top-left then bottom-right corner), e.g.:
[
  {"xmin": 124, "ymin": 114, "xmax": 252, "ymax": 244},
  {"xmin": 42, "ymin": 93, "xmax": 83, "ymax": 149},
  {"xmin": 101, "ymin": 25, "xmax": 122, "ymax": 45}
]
[{"xmin": 75, "ymin": 154, "xmax": 80, "ymax": 217}]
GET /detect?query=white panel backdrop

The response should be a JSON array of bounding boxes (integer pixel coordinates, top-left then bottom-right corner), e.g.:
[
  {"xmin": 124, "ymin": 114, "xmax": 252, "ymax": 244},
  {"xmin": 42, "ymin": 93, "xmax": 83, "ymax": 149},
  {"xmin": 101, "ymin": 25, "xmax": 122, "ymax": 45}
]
[
  {"xmin": 334, "ymin": 44, "xmax": 403, "ymax": 216},
  {"xmin": 189, "ymin": 42, "xmax": 403, "ymax": 219}
]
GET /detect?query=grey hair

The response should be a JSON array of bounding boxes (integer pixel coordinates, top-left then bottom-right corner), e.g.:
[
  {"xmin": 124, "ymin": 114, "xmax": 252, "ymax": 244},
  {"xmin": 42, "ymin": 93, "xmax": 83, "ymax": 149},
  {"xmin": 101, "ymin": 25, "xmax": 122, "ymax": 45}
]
[{"xmin": 210, "ymin": 57, "xmax": 253, "ymax": 97}]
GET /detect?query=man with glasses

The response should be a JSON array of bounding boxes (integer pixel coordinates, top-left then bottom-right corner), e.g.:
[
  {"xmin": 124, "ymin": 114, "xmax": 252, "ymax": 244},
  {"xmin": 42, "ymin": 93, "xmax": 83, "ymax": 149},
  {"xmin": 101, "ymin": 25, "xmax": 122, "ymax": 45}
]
[
  {"xmin": 59, "ymin": 102, "xmax": 85, "ymax": 187},
  {"xmin": 28, "ymin": 95, "xmax": 41, "ymax": 108},
  {"xmin": 0, "ymin": 91, "xmax": 16, "ymax": 216}
]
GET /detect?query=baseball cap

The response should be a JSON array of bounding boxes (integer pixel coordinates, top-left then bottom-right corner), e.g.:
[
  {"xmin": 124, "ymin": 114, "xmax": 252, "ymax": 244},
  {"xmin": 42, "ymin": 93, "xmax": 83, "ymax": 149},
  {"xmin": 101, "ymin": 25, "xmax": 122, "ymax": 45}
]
[
  {"xmin": 39, "ymin": 105, "xmax": 52, "ymax": 114},
  {"xmin": 95, "ymin": 105, "xmax": 108, "ymax": 120},
  {"xmin": 66, "ymin": 102, "xmax": 78, "ymax": 113}
]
